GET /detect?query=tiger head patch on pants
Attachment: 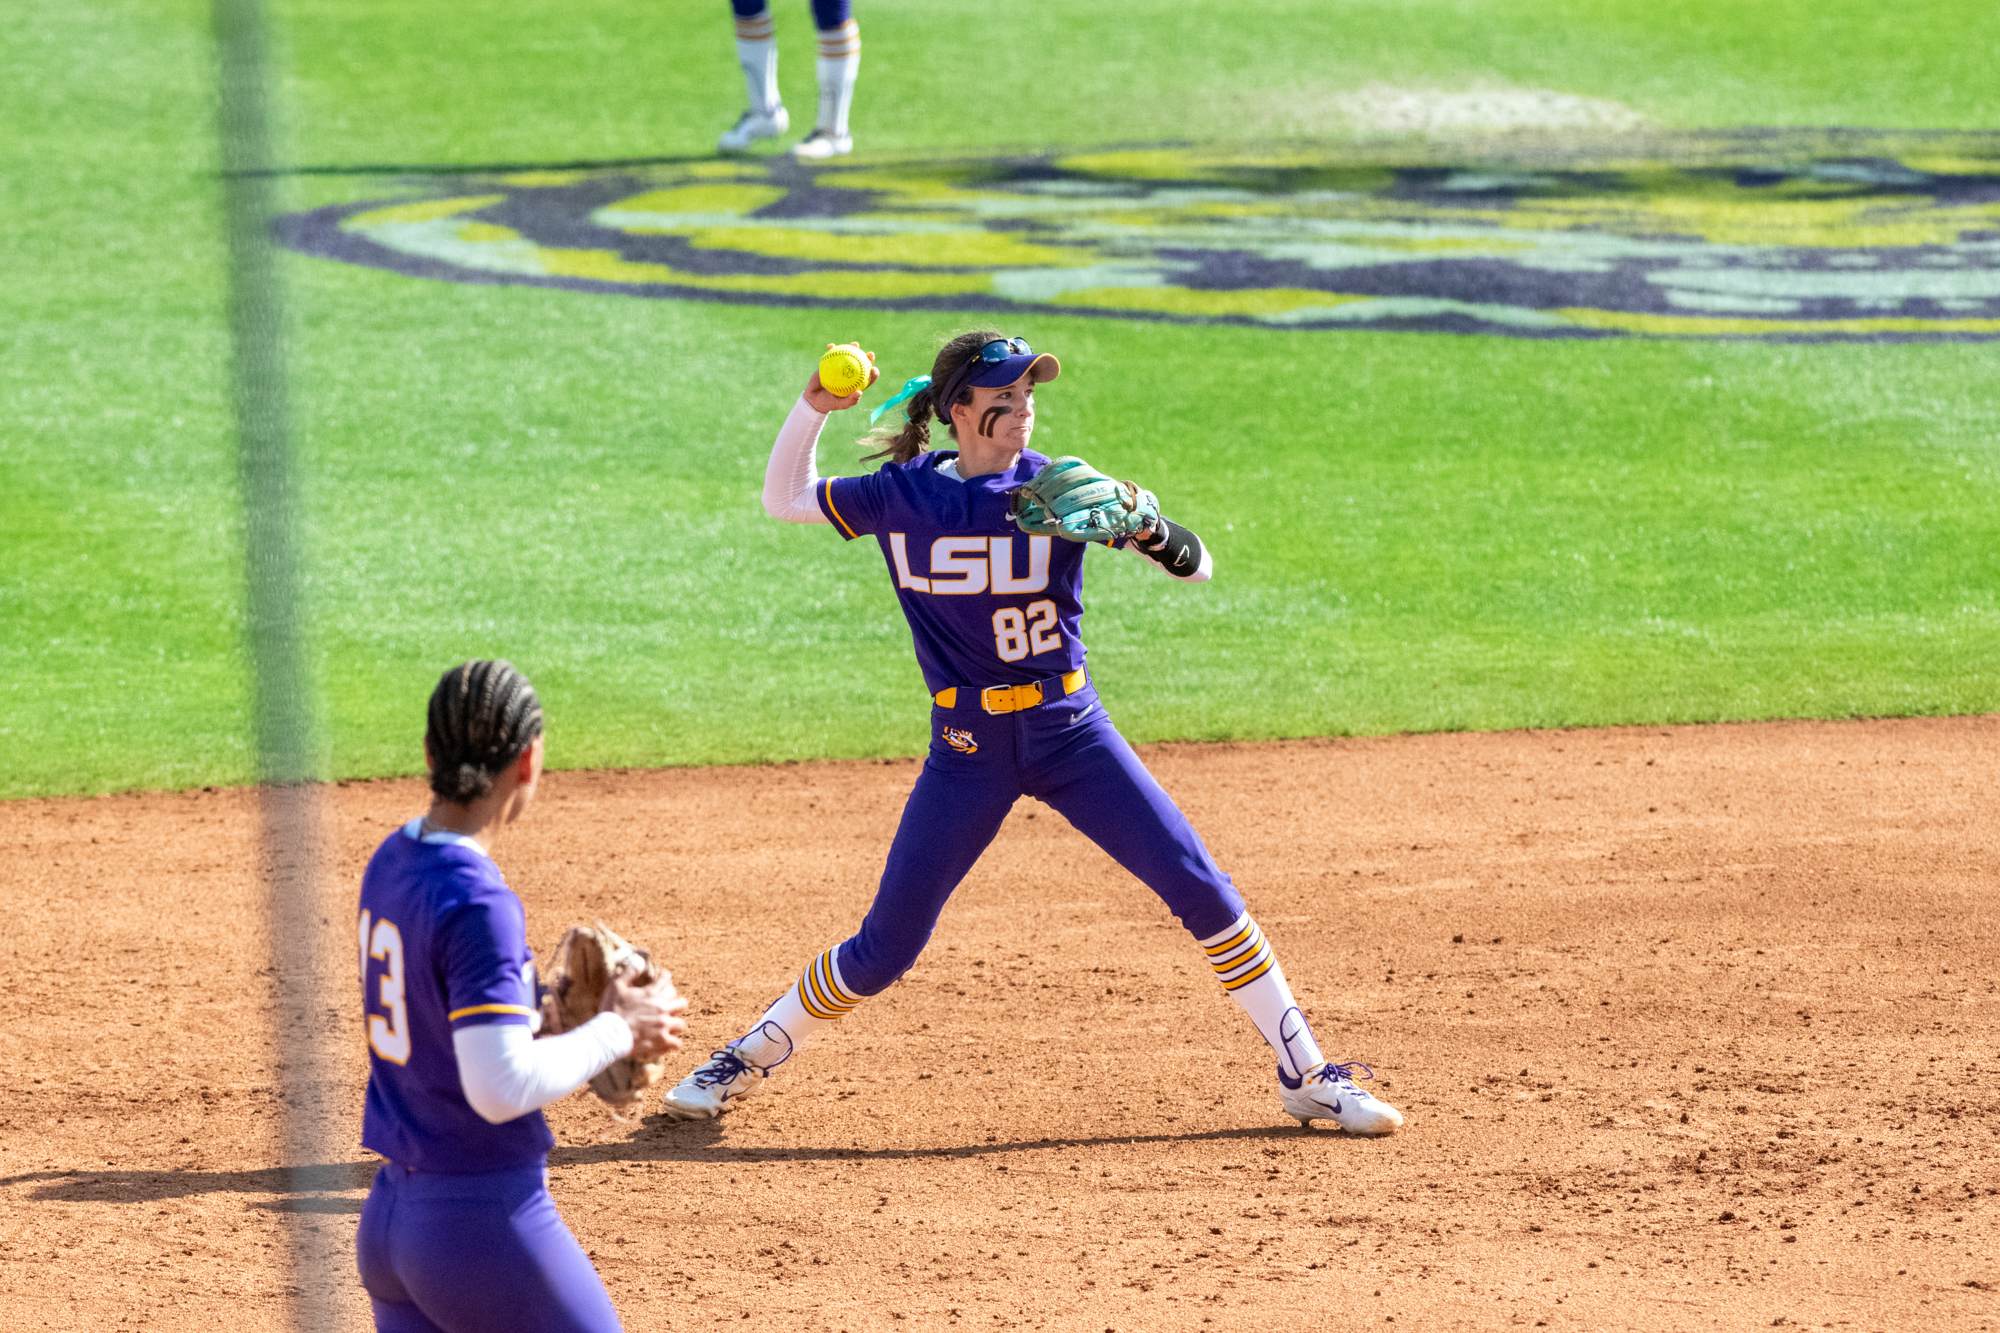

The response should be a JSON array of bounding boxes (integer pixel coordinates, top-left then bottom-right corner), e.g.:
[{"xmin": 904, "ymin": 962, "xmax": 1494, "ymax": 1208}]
[{"xmin": 942, "ymin": 726, "xmax": 978, "ymax": 755}]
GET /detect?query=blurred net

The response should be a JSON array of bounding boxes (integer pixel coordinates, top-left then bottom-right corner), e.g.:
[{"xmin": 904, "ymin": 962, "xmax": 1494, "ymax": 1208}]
[{"xmin": 213, "ymin": 0, "xmax": 343, "ymax": 1326}]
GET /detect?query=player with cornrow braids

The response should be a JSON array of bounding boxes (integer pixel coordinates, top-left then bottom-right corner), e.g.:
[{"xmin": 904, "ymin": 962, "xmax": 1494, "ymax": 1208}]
[
  {"xmin": 718, "ymin": 0, "xmax": 861, "ymax": 158},
  {"xmin": 660, "ymin": 333, "xmax": 1403, "ymax": 1135},
  {"xmin": 356, "ymin": 661, "xmax": 689, "ymax": 1331},
  {"xmin": 426, "ymin": 659, "xmax": 547, "ymax": 802}
]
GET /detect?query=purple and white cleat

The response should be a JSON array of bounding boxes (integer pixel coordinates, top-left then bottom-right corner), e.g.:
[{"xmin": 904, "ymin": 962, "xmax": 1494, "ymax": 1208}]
[{"xmin": 1279, "ymin": 1060, "xmax": 1404, "ymax": 1134}]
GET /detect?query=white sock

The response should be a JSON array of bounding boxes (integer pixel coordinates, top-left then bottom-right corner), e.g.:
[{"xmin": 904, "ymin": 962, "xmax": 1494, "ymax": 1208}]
[
  {"xmin": 813, "ymin": 21, "xmax": 860, "ymax": 136},
  {"xmin": 1199, "ymin": 913, "xmax": 1326, "ymax": 1081},
  {"xmin": 730, "ymin": 945, "xmax": 861, "ymax": 1071},
  {"xmin": 734, "ymin": 12, "xmax": 780, "ymax": 117}
]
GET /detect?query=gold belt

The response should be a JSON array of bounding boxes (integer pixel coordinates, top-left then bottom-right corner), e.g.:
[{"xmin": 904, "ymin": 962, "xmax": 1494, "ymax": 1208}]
[{"xmin": 934, "ymin": 668, "xmax": 1087, "ymax": 714}]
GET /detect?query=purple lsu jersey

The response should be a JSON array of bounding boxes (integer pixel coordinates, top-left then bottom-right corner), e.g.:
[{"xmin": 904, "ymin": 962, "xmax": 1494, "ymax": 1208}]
[
  {"xmin": 357, "ymin": 821, "xmax": 551, "ymax": 1174},
  {"xmin": 817, "ymin": 448, "xmax": 1116, "ymax": 693}
]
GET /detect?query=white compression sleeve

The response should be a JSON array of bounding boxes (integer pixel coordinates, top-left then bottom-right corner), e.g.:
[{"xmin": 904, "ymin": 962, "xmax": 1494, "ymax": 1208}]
[
  {"xmin": 761, "ymin": 395, "xmax": 833, "ymax": 524},
  {"xmin": 452, "ymin": 1014, "xmax": 633, "ymax": 1125}
]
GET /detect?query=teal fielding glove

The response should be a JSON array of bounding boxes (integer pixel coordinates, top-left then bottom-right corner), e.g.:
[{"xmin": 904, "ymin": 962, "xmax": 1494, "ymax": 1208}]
[{"xmin": 1010, "ymin": 456, "xmax": 1161, "ymax": 544}]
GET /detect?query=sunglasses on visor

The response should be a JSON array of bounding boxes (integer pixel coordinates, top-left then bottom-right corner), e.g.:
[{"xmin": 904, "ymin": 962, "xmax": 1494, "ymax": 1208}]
[{"xmin": 971, "ymin": 337, "xmax": 1033, "ymax": 362}]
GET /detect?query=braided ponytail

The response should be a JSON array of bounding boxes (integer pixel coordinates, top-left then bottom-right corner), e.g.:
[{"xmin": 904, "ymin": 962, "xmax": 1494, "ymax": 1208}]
[
  {"xmin": 425, "ymin": 660, "xmax": 544, "ymax": 803},
  {"xmin": 861, "ymin": 327, "xmax": 1008, "ymax": 465}
]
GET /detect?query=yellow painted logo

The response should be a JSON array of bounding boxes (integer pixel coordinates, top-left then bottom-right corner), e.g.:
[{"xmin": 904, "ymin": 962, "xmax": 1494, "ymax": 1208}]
[
  {"xmin": 942, "ymin": 727, "xmax": 978, "ymax": 755},
  {"xmin": 276, "ymin": 131, "xmax": 2000, "ymax": 340}
]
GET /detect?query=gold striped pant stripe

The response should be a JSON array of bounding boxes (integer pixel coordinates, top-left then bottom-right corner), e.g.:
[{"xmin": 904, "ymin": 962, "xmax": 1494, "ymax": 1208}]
[
  {"xmin": 1214, "ymin": 943, "xmax": 1272, "ymax": 984},
  {"xmin": 1203, "ymin": 923, "xmax": 1256, "ymax": 958},
  {"xmin": 796, "ymin": 979, "xmax": 839, "ymax": 1021},
  {"xmin": 802, "ymin": 971, "xmax": 855, "ymax": 1017},
  {"xmin": 816, "ymin": 20, "xmax": 860, "ymax": 56},
  {"xmin": 1208, "ymin": 934, "xmax": 1264, "ymax": 971},
  {"xmin": 1220, "ymin": 954, "xmax": 1277, "ymax": 990},
  {"xmin": 812, "ymin": 950, "xmax": 859, "ymax": 1006},
  {"xmin": 798, "ymin": 949, "xmax": 860, "ymax": 1020}
]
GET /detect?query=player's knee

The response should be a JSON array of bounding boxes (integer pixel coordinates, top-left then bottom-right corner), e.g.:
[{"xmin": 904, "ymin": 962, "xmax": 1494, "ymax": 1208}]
[
  {"xmin": 1169, "ymin": 884, "xmax": 1247, "ymax": 942},
  {"xmin": 835, "ymin": 930, "xmax": 925, "ymax": 997}
]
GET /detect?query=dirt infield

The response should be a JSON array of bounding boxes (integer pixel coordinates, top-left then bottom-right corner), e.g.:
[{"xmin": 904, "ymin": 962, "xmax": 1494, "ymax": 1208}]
[{"xmin": 2, "ymin": 717, "xmax": 1997, "ymax": 1331}]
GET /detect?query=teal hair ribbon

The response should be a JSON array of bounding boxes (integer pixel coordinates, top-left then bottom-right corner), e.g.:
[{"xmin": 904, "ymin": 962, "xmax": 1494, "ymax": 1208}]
[{"xmin": 869, "ymin": 374, "xmax": 932, "ymax": 425}]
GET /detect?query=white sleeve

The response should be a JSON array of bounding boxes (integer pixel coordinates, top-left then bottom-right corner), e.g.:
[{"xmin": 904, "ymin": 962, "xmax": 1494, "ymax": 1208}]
[
  {"xmin": 452, "ymin": 1014, "xmax": 633, "ymax": 1124},
  {"xmin": 761, "ymin": 395, "xmax": 833, "ymax": 524}
]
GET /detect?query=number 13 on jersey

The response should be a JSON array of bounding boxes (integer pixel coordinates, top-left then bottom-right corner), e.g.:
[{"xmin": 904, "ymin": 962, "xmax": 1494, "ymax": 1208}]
[
  {"xmin": 357, "ymin": 909, "xmax": 411, "ymax": 1065},
  {"xmin": 993, "ymin": 600, "xmax": 1060, "ymax": 662}
]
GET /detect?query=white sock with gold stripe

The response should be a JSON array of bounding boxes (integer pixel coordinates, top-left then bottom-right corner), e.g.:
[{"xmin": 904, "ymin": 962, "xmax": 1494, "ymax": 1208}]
[
  {"xmin": 1200, "ymin": 913, "xmax": 1325, "ymax": 1081},
  {"xmin": 734, "ymin": 11, "xmax": 781, "ymax": 117},
  {"xmin": 813, "ymin": 21, "xmax": 860, "ymax": 136},
  {"xmin": 731, "ymin": 945, "xmax": 861, "ymax": 1071}
]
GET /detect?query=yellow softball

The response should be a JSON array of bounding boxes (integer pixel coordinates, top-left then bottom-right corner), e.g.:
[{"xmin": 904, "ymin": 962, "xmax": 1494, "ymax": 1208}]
[{"xmin": 818, "ymin": 342, "xmax": 871, "ymax": 398}]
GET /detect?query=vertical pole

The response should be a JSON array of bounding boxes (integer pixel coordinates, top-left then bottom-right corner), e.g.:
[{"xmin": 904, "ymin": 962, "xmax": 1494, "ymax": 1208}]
[{"xmin": 212, "ymin": 1, "xmax": 339, "ymax": 1327}]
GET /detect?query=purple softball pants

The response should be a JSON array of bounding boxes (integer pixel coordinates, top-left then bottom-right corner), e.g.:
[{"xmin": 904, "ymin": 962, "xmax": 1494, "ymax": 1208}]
[
  {"xmin": 834, "ymin": 682, "xmax": 1246, "ymax": 995},
  {"xmin": 357, "ymin": 1162, "xmax": 621, "ymax": 1333},
  {"xmin": 731, "ymin": 0, "xmax": 851, "ymax": 29}
]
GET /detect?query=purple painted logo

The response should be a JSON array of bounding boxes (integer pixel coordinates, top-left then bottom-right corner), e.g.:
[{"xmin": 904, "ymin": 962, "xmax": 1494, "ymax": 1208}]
[{"xmin": 276, "ymin": 131, "xmax": 2000, "ymax": 341}]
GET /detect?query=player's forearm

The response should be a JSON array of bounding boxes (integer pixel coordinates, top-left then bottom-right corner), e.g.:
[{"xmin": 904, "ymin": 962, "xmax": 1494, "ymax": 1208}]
[
  {"xmin": 453, "ymin": 1014, "xmax": 633, "ymax": 1124},
  {"xmin": 1130, "ymin": 517, "xmax": 1213, "ymax": 582},
  {"xmin": 761, "ymin": 395, "xmax": 834, "ymax": 524}
]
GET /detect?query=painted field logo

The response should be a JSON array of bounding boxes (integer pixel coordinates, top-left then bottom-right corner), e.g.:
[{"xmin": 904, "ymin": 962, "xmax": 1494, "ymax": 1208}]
[{"xmin": 277, "ymin": 132, "xmax": 2000, "ymax": 340}]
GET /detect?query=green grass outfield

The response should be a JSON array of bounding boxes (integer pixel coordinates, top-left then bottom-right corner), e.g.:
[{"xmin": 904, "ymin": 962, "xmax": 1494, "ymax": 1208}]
[{"xmin": 5, "ymin": 0, "xmax": 2000, "ymax": 798}]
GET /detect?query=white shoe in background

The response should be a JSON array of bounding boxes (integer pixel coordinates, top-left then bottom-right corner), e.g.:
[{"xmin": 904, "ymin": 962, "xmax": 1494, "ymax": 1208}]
[
  {"xmin": 791, "ymin": 128, "xmax": 853, "ymax": 160},
  {"xmin": 718, "ymin": 105, "xmax": 790, "ymax": 153}
]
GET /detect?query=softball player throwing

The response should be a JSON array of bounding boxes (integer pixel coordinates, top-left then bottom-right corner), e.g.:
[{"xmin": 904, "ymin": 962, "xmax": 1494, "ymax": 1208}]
[
  {"xmin": 356, "ymin": 661, "xmax": 688, "ymax": 1332},
  {"xmin": 661, "ymin": 332, "xmax": 1401, "ymax": 1135}
]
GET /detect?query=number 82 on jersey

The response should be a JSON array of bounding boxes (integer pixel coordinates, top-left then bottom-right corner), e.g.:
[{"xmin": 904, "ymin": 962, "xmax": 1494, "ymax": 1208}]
[{"xmin": 993, "ymin": 600, "xmax": 1060, "ymax": 662}]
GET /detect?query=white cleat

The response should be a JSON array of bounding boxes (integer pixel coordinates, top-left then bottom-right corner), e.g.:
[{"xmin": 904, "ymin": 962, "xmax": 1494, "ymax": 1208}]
[
  {"xmin": 657, "ymin": 1021, "xmax": 794, "ymax": 1121},
  {"xmin": 1279, "ymin": 1060, "xmax": 1404, "ymax": 1134},
  {"xmin": 790, "ymin": 128, "xmax": 852, "ymax": 160},
  {"xmin": 658, "ymin": 1044, "xmax": 768, "ymax": 1121},
  {"xmin": 718, "ymin": 105, "xmax": 790, "ymax": 153}
]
